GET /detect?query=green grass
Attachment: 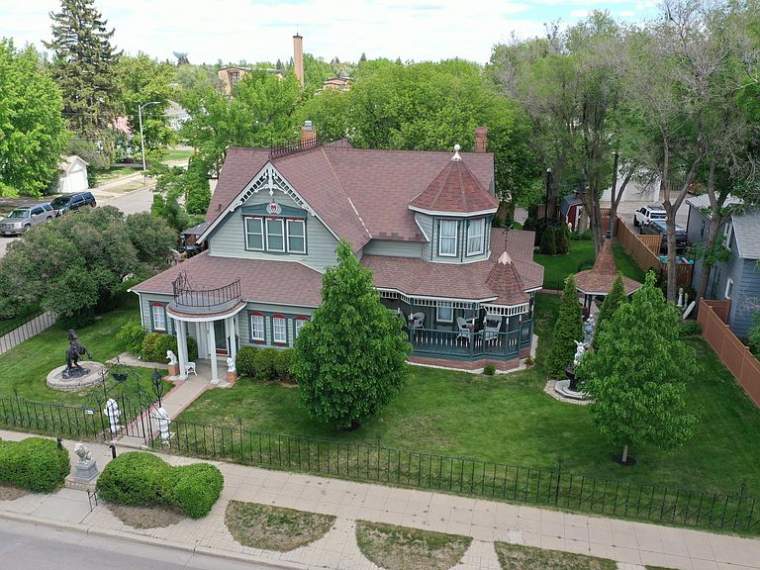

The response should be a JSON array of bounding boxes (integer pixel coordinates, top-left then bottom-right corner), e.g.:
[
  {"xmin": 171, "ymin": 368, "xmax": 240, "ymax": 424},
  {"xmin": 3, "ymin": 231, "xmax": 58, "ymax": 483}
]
[
  {"xmin": 535, "ymin": 240, "xmax": 596, "ymax": 289},
  {"xmin": 177, "ymin": 293, "xmax": 760, "ymax": 500},
  {"xmin": 0, "ymin": 296, "xmax": 166, "ymax": 406},
  {"xmin": 93, "ymin": 166, "xmax": 139, "ymax": 184},
  {"xmin": 163, "ymin": 148, "xmax": 193, "ymax": 162},
  {"xmin": 494, "ymin": 541, "xmax": 616, "ymax": 569},
  {"xmin": 613, "ymin": 242, "xmax": 646, "ymax": 282}
]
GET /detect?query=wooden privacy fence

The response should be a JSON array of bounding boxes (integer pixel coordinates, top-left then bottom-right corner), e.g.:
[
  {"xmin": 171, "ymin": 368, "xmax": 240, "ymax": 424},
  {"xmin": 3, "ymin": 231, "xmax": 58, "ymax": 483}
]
[
  {"xmin": 0, "ymin": 312, "xmax": 57, "ymax": 355},
  {"xmin": 698, "ymin": 299, "xmax": 760, "ymax": 407},
  {"xmin": 616, "ymin": 217, "xmax": 693, "ymax": 287}
]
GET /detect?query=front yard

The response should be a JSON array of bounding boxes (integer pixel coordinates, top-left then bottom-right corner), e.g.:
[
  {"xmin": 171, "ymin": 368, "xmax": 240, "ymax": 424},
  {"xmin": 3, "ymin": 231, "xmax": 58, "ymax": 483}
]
[{"xmin": 176, "ymin": 293, "xmax": 760, "ymax": 500}]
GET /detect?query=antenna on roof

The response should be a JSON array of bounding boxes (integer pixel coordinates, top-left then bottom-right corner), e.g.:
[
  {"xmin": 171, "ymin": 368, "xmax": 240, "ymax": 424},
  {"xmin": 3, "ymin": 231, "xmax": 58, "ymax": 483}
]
[{"xmin": 452, "ymin": 144, "xmax": 462, "ymax": 162}]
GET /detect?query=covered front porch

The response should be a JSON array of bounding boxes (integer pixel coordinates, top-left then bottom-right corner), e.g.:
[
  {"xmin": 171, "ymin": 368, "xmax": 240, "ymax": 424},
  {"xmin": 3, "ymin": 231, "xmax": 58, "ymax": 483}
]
[{"xmin": 379, "ymin": 290, "xmax": 533, "ymax": 364}]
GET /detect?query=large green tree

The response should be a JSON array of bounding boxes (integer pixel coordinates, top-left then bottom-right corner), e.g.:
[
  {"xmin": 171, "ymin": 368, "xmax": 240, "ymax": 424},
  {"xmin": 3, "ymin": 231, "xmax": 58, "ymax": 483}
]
[
  {"xmin": 578, "ymin": 272, "xmax": 696, "ymax": 464},
  {"xmin": 0, "ymin": 40, "xmax": 67, "ymax": 196},
  {"xmin": 0, "ymin": 208, "xmax": 175, "ymax": 321},
  {"xmin": 45, "ymin": 0, "xmax": 120, "ymax": 162},
  {"xmin": 546, "ymin": 275, "xmax": 583, "ymax": 378},
  {"xmin": 592, "ymin": 274, "xmax": 626, "ymax": 349},
  {"xmin": 293, "ymin": 241, "xmax": 410, "ymax": 430}
]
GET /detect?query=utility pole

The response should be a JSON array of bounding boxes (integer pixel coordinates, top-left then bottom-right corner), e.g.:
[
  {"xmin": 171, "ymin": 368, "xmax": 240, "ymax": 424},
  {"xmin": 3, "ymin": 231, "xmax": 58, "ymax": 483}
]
[{"xmin": 138, "ymin": 101, "xmax": 161, "ymax": 172}]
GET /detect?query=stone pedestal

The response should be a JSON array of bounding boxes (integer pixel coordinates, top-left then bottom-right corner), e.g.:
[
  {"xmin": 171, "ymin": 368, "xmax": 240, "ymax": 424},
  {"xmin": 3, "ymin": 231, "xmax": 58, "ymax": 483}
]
[
  {"xmin": 226, "ymin": 370, "xmax": 238, "ymax": 384},
  {"xmin": 168, "ymin": 363, "xmax": 179, "ymax": 377},
  {"xmin": 66, "ymin": 459, "xmax": 99, "ymax": 490}
]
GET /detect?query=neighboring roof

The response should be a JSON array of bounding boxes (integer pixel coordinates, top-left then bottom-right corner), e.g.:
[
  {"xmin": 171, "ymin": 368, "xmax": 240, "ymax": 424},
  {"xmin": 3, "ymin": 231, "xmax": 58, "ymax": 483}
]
[
  {"xmin": 363, "ymin": 228, "xmax": 542, "ymax": 306},
  {"xmin": 59, "ymin": 155, "xmax": 88, "ymax": 172},
  {"xmin": 205, "ymin": 145, "xmax": 495, "ymax": 250},
  {"xmin": 131, "ymin": 252, "xmax": 323, "ymax": 308},
  {"xmin": 731, "ymin": 210, "xmax": 760, "ymax": 260},
  {"xmin": 560, "ymin": 194, "xmax": 583, "ymax": 217},
  {"xmin": 575, "ymin": 239, "xmax": 641, "ymax": 296},
  {"xmin": 408, "ymin": 155, "xmax": 498, "ymax": 216},
  {"xmin": 181, "ymin": 221, "xmax": 209, "ymax": 236},
  {"xmin": 686, "ymin": 194, "xmax": 743, "ymax": 210}
]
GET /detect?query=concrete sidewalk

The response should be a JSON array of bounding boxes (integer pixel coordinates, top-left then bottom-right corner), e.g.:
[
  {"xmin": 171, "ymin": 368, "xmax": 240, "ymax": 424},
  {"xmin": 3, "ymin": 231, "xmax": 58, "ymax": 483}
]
[{"xmin": 1, "ymin": 430, "xmax": 759, "ymax": 570}]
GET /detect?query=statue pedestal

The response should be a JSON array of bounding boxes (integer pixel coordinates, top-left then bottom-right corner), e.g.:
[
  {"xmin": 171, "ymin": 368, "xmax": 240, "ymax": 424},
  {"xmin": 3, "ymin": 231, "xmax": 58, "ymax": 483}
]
[
  {"xmin": 226, "ymin": 370, "xmax": 238, "ymax": 384},
  {"xmin": 66, "ymin": 460, "xmax": 99, "ymax": 491},
  {"xmin": 168, "ymin": 363, "xmax": 179, "ymax": 377},
  {"xmin": 565, "ymin": 365, "xmax": 580, "ymax": 391}
]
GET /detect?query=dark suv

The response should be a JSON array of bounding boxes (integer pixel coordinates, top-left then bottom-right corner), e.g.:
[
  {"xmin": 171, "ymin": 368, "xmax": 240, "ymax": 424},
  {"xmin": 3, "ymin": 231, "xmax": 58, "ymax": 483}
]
[
  {"xmin": 640, "ymin": 219, "xmax": 687, "ymax": 252},
  {"xmin": 50, "ymin": 192, "xmax": 97, "ymax": 216}
]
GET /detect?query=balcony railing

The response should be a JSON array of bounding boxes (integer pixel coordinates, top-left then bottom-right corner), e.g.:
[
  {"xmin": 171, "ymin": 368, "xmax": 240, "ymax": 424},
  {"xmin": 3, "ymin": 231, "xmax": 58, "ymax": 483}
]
[
  {"xmin": 409, "ymin": 323, "xmax": 532, "ymax": 359},
  {"xmin": 169, "ymin": 273, "xmax": 242, "ymax": 315}
]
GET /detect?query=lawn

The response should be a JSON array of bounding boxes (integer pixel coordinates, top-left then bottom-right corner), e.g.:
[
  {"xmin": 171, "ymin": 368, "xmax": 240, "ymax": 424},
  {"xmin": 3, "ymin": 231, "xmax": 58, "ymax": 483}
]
[
  {"xmin": 0, "ymin": 296, "xmax": 165, "ymax": 407},
  {"xmin": 177, "ymin": 293, "xmax": 760, "ymax": 500},
  {"xmin": 93, "ymin": 166, "xmax": 139, "ymax": 185},
  {"xmin": 163, "ymin": 148, "xmax": 193, "ymax": 162}
]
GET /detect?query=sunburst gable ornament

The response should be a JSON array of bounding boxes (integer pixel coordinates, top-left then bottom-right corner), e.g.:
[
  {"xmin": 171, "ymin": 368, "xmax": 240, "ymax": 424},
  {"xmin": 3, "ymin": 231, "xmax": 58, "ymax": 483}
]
[{"xmin": 266, "ymin": 201, "xmax": 282, "ymax": 215}]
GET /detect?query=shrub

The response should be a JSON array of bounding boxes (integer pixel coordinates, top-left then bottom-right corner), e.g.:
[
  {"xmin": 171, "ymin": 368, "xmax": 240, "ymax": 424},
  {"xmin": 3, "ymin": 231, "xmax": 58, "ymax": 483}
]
[
  {"xmin": 116, "ymin": 321, "xmax": 146, "ymax": 354},
  {"xmin": 275, "ymin": 349, "xmax": 294, "ymax": 381},
  {"xmin": 680, "ymin": 321, "xmax": 702, "ymax": 338},
  {"xmin": 547, "ymin": 275, "xmax": 583, "ymax": 378},
  {"xmin": 483, "ymin": 364, "xmax": 496, "ymax": 376},
  {"xmin": 236, "ymin": 346, "xmax": 258, "ymax": 378},
  {"xmin": 254, "ymin": 348, "xmax": 279, "ymax": 381},
  {"xmin": 96, "ymin": 451, "xmax": 223, "ymax": 519},
  {"xmin": 0, "ymin": 437, "xmax": 70, "ymax": 493},
  {"xmin": 141, "ymin": 332, "xmax": 198, "ymax": 363}
]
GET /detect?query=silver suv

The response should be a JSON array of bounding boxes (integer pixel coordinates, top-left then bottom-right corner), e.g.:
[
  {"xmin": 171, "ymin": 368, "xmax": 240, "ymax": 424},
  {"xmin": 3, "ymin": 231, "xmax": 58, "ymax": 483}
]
[{"xmin": 0, "ymin": 204, "xmax": 56, "ymax": 236}]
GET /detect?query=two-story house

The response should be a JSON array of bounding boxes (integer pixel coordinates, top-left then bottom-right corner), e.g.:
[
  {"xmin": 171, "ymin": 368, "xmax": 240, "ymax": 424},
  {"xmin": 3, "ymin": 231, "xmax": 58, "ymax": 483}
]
[{"xmin": 131, "ymin": 127, "xmax": 544, "ymax": 382}]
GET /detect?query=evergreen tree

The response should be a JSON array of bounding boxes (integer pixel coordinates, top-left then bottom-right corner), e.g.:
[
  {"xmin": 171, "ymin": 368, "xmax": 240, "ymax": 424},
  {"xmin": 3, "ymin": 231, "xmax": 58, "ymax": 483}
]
[
  {"xmin": 593, "ymin": 274, "xmax": 626, "ymax": 348},
  {"xmin": 547, "ymin": 275, "xmax": 583, "ymax": 378},
  {"xmin": 45, "ymin": 0, "xmax": 121, "ymax": 161},
  {"xmin": 359, "ymin": 52, "xmax": 367, "ymax": 63},
  {"xmin": 578, "ymin": 272, "xmax": 696, "ymax": 464},
  {"xmin": 293, "ymin": 242, "xmax": 410, "ymax": 430}
]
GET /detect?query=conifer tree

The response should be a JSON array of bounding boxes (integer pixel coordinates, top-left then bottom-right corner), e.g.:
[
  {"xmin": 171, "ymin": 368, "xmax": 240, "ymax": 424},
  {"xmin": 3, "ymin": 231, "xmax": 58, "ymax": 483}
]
[
  {"xmin": 593, "ymin": 274, "xmax": 626, "ymax": 348},
  {"xmin": 547, "ymin": 275, "xmax": 583, "ymax": 378},
  {"xmin": 45, "ymin": 0, "xmax": 121, "ymax": 161}
]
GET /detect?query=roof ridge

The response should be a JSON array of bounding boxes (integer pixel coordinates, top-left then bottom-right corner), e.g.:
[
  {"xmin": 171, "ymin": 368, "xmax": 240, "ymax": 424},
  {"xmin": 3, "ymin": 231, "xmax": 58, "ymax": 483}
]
[{"xmin": 319, "ymin": 146, "xmax": 372, "ymax": 241}]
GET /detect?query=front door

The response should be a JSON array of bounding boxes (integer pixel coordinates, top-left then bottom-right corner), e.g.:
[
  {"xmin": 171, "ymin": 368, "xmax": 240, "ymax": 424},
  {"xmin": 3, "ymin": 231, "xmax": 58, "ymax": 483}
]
[{"xmin": 214, "ymin": 320, "xmax": 227, "ymax": 354}]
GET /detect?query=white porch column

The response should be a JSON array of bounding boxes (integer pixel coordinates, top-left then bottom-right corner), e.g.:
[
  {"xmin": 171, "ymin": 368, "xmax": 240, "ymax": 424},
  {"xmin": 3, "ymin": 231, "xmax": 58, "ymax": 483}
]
[
  {"xmin": 207, "ymin": 321, "xmax": 219, "ymax": 384},
  {"xmin": 176, "ymin": 320, "xmax": 189, "ymax": 380},
  {"xmin": 230, "ymin": 316, "xmax": 238, "ymax": 362}
]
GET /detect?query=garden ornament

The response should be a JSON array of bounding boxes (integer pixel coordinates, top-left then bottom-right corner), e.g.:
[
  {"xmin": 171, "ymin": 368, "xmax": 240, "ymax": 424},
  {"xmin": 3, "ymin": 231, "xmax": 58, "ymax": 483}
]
[
  {"xmin": 64, "ymin": 329, "xmax": 91, "ymax": 378},
  {"xmin": 166, "ymin": 350, "xmax": 178, "ymax": 366},
  {"xmin": 226, "ymin": 357, "xmax": 236, "ymax": 373},
  {"xmin": 74, "ymin": 443, "xmax": 92, "ymax": 464},
  {"xmin": 573, "ymin": 340, "xmax": 586, "ymax": 368}
]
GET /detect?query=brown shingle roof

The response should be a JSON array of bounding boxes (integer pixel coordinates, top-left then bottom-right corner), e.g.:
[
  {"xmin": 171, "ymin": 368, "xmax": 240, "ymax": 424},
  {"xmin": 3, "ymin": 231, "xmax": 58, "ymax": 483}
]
[
  {"xmin": 409, "ymin": 157, "xmax": 498, "ymax": 215},
  {"xmin": 575, "ymin": 239, "xmax": 641, "ymax": 295},
  {"xmin": 131, "ymin": 252, "xmax": 323, "ymax": 308},
  {"xmin": 204, "ymin": 145, "xmax": 495, "ymax": 249}
]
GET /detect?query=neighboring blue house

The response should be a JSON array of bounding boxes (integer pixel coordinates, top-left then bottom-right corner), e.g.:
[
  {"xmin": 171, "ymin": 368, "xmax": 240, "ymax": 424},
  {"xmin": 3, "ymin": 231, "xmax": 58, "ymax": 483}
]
[
  {"xmin": 131, "ymin": 127, "xmax": 544, "ymax": 382},
  {"xmin": 686, "ymin": 194, "xmax": 760, "ymax": 338}
]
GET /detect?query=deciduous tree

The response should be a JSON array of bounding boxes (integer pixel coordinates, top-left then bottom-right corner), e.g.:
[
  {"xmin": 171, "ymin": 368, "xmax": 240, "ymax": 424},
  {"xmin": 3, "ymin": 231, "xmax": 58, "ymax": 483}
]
[{"xmin": 293, "ymin": 241, "xmax": 410, "ymax": 430}]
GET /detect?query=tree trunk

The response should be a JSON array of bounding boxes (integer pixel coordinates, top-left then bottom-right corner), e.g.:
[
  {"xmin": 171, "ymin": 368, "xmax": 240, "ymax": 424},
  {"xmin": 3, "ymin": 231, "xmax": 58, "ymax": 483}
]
[
  {"xmin": 697, "ymin": 215, "xmax": 720, "ymax": 300},
  {"xmin": 665, "ymin": 208, "xmax": 678, "ymax": 302},
  {"xmin": 621, "ymin": 444, "xmax": 629, "ymax": 464}
]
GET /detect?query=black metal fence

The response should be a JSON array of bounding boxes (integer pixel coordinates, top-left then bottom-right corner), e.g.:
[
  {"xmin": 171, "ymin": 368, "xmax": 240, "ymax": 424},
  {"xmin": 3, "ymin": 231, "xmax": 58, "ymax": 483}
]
[{"xmin": 153, "ymin": 421, "xmax": 760, "ymax": 534}]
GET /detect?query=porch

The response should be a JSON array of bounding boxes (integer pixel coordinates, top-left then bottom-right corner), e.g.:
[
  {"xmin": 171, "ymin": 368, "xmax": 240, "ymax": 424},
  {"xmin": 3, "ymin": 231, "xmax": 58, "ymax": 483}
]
[{"xmin": 379, "ymin": 291, "xmax": 533, "ymax": 363}]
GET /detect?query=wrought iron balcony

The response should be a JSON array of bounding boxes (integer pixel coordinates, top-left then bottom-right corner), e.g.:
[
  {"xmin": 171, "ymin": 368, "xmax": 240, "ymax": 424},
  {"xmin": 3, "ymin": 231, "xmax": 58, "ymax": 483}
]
[{"xmin": 169, "ymin": 272, "xmax": 242, "ymax": 316}]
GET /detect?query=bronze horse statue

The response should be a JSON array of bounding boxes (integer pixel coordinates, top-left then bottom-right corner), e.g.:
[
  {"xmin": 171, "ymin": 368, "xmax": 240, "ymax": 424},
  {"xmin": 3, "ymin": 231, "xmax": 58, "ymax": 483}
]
[{"xmin": 65, "ymin": 329, "xmax": 91, "ymax": 376}]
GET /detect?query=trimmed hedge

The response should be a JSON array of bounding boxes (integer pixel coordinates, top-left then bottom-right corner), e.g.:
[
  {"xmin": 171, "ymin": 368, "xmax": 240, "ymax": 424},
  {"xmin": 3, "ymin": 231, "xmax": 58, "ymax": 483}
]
[
  {"xmin": 235, "ymin": 346, "xmax": 294, "ymax": 381},
  {"xmin": 0, "ymin": 437, "xmax": 70, "ymax": 493},
  {"xmin": 141, "ymin": 332, "xmax": 198, "ymax": 363},
  {"xmin": 97, "ymin": 451, "xmax": 223, "ymax": 519},
  {"xmin": 236, "ymin": 346, "xmax": 257, "ymax": 378}
]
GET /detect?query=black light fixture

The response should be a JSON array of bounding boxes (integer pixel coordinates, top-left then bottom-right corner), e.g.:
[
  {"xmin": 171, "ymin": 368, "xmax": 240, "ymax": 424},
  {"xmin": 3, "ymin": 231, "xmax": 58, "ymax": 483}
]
[{"xmin": 151, "ymin": 368, "xmax": 165, "ymax": 409}]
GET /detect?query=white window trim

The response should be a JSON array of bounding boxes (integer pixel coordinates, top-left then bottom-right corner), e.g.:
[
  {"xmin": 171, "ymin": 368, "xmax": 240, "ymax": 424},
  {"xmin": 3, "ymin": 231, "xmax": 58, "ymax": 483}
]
[
  {"xmin": 250, "ymin": 314, "xmax": 266, "ymax": 342},
  {"xmin": 725, "ymin": 278, "xmax": 734, "ymax": 299},
  {"xmin": 436, "ymin": 302, "xmax": 454, "ymax": 323},
  {"xmin": 244, "ymin": 216, "xmax": 264, "ymax": 251},
  {"xmin": 286, "ymin": 218, "xmax": 306, "ymax": 254},
  {"xmin": 151, "ymin": 304, "xmax": 167, "ymax": 332},
  {"xmin": 466, "ymin": 218, "xmax": 485, "ymax": 256},
  {"xmin": 294, "ymin": 318, "xmax": 308, "ymax": 338},
  {"xmin": 272, "ymin": 316, "xmax": 288, "ymax": 344},
  {"xmin": 265, "ymin": 218, "xmax": 285, "ymax": 252},
  {"xmin": 438, "ymin": 220, "xmax": 458, "ymax": 257}
]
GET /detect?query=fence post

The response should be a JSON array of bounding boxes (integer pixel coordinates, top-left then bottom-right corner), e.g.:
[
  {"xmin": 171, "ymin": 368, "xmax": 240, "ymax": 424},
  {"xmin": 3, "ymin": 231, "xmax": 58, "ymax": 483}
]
[{"xmin": 554, "ymin": 458, "xmax": 562, "ymax": 506}]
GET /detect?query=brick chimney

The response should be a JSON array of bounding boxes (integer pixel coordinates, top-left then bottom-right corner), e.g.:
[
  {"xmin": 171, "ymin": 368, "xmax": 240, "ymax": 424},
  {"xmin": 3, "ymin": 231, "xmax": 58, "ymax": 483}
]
[
  {"xmin": 300, "ymin": 120, "xmax": 316, "ymax": 144},
  {"xmin": 293, "ymin": 33, "xmax": 304, "ymax": 87},
  {"xmin": 474, "ymin": 126, "xmax": 488, "ymax": 153}
]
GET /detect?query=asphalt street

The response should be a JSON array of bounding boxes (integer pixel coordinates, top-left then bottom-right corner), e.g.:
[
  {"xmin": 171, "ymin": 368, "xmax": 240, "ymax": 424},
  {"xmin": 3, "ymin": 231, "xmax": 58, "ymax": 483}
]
[{"xmin": 0, "ymin": 518, "xmax": 277, "ymax": 570}]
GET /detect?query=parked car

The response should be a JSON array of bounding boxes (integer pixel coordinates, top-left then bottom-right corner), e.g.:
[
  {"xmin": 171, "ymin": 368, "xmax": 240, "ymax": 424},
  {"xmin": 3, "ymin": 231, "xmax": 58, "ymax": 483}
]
[
  {"xmin": 50, "ymin": 192, "xmax": 97, "ymax": 216},
  {"xmin": 0, "ymin": 204, "xmax": 56, "ymax": 236},
  {"xmin": 640, "ymin": 219, "xmax": 687, "ymax": 252},
  {"xmin": 633, "ymin": 204, "xmax": 667, "ymax": 227}
]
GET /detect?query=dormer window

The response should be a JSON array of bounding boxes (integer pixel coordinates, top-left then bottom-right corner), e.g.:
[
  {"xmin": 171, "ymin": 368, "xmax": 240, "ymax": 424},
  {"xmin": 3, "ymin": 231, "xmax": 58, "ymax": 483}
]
[
  {"xmin": 466, "ymin": 218, "xmax": 485, "ymax": 256},
  {"xmin": 245, "ymin": 218, "xmax": 264, "ymax": 251},
  {"xmin": 265, "ymin": 218, "xmax": 285, "ymax": 252},
  {"xmin": 244, "ymin": 210, "xmax": 308, "ymax": 255},
  {"xmin": 438, "ymin": 220, "xmax": 458, "ymax": 257}
]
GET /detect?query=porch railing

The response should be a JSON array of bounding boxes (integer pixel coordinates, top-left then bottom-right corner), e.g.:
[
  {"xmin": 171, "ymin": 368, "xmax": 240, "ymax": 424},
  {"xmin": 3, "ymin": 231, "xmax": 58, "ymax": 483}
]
[
  {"xmin": 170, "ymin": 276, "xmax": 242, "ymax": 315},
  {"xmin": 410, "ymin": 322, "xmax": 531, "ymax": 359}
]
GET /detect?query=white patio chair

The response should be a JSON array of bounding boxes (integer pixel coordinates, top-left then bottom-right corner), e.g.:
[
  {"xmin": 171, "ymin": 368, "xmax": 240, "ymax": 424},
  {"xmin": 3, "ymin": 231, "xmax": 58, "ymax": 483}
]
[
  {"xmin": 456, "ymin": 317, "xmax": 472, "ymax": 342},
  {"xmin": 483, "ymin": 318, "xmax": 502, "ymax": 342},
  {"xmin": 184, "ymin": 362, "xmax": 197, "ymax": 376},
  {"xmin": 410, "ymin": 312, "xmax": 425, "ymax": 330}
]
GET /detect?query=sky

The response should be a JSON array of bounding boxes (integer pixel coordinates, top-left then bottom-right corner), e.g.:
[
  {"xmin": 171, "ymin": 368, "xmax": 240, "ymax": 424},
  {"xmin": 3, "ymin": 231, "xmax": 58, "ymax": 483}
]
[{"xmin": 2, "ymin": 0, "xmax": 659, "ymax": 65}]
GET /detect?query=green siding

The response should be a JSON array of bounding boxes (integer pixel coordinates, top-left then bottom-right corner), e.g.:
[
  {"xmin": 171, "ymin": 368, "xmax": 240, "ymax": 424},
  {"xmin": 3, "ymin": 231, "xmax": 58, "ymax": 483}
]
[{"xmin": 363, "ymin": 239, "xmax": 423, "ymax": 258}]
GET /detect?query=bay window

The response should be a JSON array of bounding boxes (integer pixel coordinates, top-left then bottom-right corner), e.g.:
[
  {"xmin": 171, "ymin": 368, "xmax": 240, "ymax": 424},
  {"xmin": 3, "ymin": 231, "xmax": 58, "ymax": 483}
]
[
  {"xmin": 466, "ymin": 218, "xmax": 485, "ymax": 256},
  {"xmin": 438, "ymin": 220, "xmax": 458, "ymax": 257}
]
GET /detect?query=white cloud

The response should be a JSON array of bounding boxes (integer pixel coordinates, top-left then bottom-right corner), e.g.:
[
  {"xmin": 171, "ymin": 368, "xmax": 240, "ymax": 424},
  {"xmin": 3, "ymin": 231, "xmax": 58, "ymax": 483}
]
[{"xmin": 0, "ymin": 0, "xmax": 652, "ymax": 64}]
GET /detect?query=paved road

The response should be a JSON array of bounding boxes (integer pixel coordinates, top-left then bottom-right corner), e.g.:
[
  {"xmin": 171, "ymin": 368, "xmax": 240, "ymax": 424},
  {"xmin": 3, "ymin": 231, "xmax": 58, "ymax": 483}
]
[
  {"xmin": 98, "ymin": 185, "xmax": 154, "ymax": 215},
  {"xmin": 0, "ymin": 518, "xmax": 276, "ymax": 570}
]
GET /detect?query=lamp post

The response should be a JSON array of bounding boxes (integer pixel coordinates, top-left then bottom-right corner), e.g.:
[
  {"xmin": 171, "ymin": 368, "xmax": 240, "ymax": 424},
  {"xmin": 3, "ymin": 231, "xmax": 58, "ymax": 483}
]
[
  {"xmin": 151, "ymin": 368, "xmax": 165, "ymax": 409},
  {"xmin": 138, "ymin": 101, "xmax": 161, "ymax": 172}
]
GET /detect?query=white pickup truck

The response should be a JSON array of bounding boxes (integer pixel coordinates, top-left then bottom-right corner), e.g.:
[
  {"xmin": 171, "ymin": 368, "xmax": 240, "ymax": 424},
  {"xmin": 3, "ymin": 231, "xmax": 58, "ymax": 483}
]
[{"xmin": 633, "ymin": 204, "xmax": 667, "ymax": 227}]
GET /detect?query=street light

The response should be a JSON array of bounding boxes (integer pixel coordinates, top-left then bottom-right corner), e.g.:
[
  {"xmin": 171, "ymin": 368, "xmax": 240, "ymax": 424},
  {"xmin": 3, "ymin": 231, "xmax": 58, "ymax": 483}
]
[{"xmin": 138, "ymin": 101, "xmax": 161, "ymax": 172}]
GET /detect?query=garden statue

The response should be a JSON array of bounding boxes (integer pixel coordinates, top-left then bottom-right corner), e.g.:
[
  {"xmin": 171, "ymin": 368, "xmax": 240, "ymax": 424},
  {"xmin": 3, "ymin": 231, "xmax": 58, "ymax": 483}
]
[
  {"xmin": 573, "ymin": 340, "xmax": 587, "ymax": 368},
  {"xmin": 154, "ymin": 407, "xmax": 171, "ymax": 445},
  {"xmin": 226, "ymin": 357, "xmax": 236, "ymax": 373},
  {"xmin": 63, "ymin": 329, "xmax": 91, "ymax": 379},
  {"xmin": 166, "ymin": 350, "xmax": 177, "ymax": 366},
  {"xmin": 72, "ymin": 442, "xmax": 98, "ymax": 482},
  {"xmin": 74, "ymin": 442, "xmax": 92, "ymax": 463},
  {"xmin": 104, "ymin": 398, "xmax": 120, "ymax": 437},
  {"xmin": 583, "ymin": 314, "xmax": 596, "ymax": 346}
]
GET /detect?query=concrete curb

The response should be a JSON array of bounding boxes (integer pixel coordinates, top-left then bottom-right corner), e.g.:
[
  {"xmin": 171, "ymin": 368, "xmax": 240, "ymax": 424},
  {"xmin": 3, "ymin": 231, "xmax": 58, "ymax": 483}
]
[{"xmin": 0, "ymin": 510, "xmax": 304, "ymax": 570}]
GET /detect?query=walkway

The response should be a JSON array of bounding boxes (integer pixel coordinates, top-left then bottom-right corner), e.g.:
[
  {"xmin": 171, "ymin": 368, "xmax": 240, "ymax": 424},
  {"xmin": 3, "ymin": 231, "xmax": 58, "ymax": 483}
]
[{"xmin": 1, "ymin": 430, "xmax": 759, "ymax": 570}]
